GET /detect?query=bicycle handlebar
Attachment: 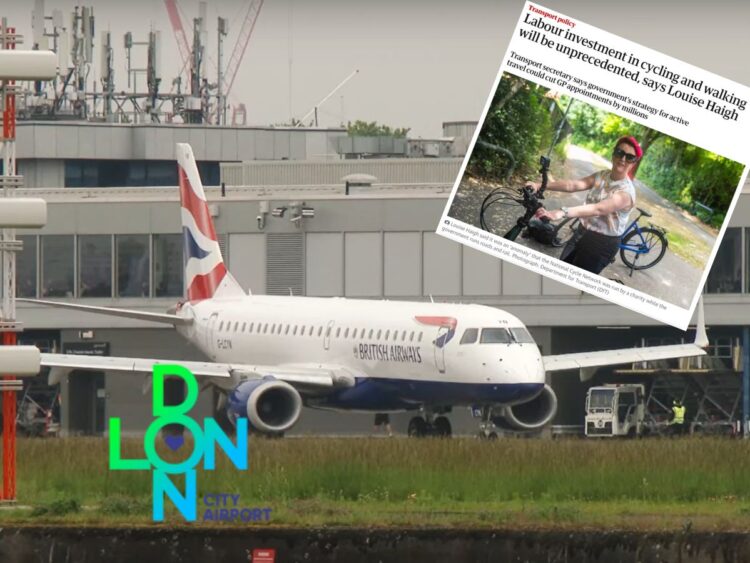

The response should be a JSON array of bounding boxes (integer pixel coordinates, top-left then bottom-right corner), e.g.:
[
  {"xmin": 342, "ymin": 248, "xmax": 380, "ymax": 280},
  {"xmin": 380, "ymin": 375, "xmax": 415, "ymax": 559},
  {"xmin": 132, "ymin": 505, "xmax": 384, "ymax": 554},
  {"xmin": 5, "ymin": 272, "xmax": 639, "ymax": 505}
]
[{"xmin": 503, "ymin": 155, "xmax": 551, "ymax": 241}]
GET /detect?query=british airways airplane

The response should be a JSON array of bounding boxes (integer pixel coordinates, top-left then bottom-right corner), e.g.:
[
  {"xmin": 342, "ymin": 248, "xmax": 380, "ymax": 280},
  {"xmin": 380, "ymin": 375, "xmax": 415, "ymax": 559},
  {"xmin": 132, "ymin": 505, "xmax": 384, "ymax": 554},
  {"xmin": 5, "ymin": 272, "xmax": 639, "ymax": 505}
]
[{"xmin": 26, "ymin": 144, "xmax": 708, "ymax": 438}]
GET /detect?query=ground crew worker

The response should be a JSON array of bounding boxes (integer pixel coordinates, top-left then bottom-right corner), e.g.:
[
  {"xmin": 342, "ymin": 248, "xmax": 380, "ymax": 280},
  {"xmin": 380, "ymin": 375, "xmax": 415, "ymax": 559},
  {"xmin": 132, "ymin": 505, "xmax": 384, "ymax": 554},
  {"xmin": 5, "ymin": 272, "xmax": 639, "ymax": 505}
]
[{"xmin": 670, "ymin": 399, "xmax": 686, "ymax": 435}]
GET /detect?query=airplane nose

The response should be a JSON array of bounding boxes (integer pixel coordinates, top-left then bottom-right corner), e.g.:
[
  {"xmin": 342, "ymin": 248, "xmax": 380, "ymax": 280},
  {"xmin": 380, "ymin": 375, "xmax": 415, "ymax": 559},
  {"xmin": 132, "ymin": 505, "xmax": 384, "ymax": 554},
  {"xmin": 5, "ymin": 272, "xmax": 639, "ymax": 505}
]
[{"xmin": 525, "ymin": 350, "xmax": 545, "ymax": 383}]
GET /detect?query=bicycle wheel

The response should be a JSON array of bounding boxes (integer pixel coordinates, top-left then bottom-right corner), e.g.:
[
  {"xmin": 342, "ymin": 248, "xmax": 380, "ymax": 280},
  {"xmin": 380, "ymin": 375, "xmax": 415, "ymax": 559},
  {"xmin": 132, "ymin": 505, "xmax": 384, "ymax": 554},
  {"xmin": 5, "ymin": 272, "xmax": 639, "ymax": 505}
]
[{"xmin": 619, "ymin": 227, "xmax": 668, "ymax": 270}]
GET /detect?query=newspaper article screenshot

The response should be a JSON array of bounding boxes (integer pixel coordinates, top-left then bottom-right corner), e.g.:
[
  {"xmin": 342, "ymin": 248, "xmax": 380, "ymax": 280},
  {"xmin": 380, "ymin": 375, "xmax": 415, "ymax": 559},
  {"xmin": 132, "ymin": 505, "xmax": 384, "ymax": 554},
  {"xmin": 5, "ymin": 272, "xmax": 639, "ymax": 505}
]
[{"xmin": 438, "ymin": 1, "xmax": 750, "ymax": 330}]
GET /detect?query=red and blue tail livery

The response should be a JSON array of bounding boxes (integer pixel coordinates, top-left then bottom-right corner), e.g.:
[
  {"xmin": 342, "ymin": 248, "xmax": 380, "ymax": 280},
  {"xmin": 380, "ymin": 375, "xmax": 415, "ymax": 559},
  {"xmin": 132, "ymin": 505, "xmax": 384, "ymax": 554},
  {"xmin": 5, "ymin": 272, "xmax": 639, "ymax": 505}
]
[{"xmin": 176, "ymin": 143, "xmax": 244, "ymax": 301}]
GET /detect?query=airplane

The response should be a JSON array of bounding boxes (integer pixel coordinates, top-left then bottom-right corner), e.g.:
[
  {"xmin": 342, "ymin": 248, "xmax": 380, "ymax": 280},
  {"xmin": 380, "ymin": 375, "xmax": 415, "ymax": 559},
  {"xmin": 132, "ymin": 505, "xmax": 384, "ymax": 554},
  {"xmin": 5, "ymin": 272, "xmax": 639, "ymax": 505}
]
[{"xmin": 22, "ymin": 143, "xmax": 709, "ymax": 439}]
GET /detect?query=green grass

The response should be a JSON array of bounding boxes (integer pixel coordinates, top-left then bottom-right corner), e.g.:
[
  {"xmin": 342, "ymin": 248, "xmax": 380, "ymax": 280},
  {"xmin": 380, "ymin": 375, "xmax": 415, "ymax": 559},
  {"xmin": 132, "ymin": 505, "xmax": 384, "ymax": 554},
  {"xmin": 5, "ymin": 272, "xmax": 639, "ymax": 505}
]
[{"xmin": 6, "ymin": 437, "xmax": 750, "ymax": 530}]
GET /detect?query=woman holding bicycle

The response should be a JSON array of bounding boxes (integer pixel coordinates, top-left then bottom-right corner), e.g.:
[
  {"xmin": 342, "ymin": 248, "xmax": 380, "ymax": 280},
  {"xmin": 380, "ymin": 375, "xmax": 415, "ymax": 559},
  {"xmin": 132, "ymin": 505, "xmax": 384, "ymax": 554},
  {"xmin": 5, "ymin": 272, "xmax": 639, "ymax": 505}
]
[{"xmin": 529, "ymin": 136, "xmax": 641, "ymax": 274}]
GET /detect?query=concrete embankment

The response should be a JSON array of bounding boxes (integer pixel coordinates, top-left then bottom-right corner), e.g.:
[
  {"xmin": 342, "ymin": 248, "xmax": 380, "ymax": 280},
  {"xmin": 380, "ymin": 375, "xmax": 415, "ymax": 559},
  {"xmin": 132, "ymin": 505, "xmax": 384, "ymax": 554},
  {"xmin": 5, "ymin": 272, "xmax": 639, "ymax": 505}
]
[{"xmin": 1, "ymin": 526, "xmax": 748, "ymax": 562}]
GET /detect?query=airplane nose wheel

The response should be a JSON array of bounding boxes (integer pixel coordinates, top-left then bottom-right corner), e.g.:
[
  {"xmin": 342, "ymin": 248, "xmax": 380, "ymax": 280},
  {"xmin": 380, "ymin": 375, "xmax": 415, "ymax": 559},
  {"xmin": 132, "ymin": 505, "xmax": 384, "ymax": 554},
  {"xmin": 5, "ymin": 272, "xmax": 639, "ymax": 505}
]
[{"xmin": 477, "ymin": 406, "xmax": 499, "ymax": 440}]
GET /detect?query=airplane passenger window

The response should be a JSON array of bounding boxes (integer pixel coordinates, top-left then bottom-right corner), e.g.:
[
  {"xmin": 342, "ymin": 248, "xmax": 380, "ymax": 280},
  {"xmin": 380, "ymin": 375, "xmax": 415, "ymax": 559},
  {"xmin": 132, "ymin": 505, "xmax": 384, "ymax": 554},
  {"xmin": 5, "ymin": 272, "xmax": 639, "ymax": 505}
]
[
  {"xmin": 263, "ymin": 323, "xmax": 268, "ymax": 334},
  {"xmin": 369, "ymin": 329, "xmax": 374, "ymax": 339},
  {"xmin": 344, "ymin": 328, "xmax": 349, "ymax": 338},
  {"xmin": 293, "ymin": 326, "xmax": 298, "ymax": 335},
  {"xmin": 336, "ymin": 327, "xmax": 341, "ymax": 338},
  {"xmin": 218, "ymin": 321, "xmax": 224, "ymax": 331},
  {"xmin": 401, "ymin": 330, "xmax": 407, "ymax": 341},
  {"xmin": 410, "ymin": 331, "xmax": 415, "ymax": 342},
  {"xmin": 249, "ymin": 322, "xmax": 254, "ymax": 332},
  {"xmin": 480, "ymin": 328, "xmax": 513, "ymax": 344},
  {"xmin": 377, "ymin": 330, "xmax": 382, "ymax": 339},
  {"xmin": 393, "ymin": 331, "xmax": 398, "ymax": 341},
  {"xmin": 318, "ymin": 326, "xmax": 323, "ymax": 337},
  {"xmin": 460, "ymin": 329, "xmax": 478, "ymax": 345},
  {"xmin": 284, "ymin": 325, "xmax": 289, "ymax": 335},
  {"xmin": 242, "ymin": 322, "xmax": 247, "ymax": 332},
  {"xmin": 325, "ymin": 326, "xmax": 331, "ymax": 337},
  {"xmin": 385, "ymin": 330, "xmax": 390, "ymax": 340},
  {"xmin": 234, "ymin": 322, "xmax": 239, "ymax": 332},
  {"xmin": 418, "ymin": 332, "xmax": 423, "ymax": 342},
  {"xmin": 309, "ymin": 326, "xmax": 315, "ymax": 336}
]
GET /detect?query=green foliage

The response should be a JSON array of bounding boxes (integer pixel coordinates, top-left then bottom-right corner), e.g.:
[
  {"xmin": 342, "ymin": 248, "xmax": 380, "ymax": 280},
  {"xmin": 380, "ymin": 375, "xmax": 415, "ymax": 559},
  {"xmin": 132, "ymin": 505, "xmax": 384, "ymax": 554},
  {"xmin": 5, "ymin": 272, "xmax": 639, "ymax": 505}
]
[
  {"xmin": 31, "ymin": 497, "xmax": 81, "ymax": 517},
  {"xmin": 567, "ymin": 105, "xmax": 742, "ymax": 227},
  {"xmin": 346, "ymin": 120, "xmax": 410, "ymax": 138},
  {"xmin": 467, "ymin": 74, "xmax": 562, "ymax": 181}
]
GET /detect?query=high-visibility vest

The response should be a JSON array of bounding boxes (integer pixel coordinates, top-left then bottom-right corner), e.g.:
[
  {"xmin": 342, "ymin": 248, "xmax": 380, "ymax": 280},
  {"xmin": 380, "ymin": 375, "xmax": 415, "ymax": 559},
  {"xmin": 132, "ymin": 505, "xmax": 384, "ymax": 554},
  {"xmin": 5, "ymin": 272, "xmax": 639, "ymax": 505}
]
[{"xmin": 672, "ymin": 405, "xmax": 685, "ymax": 424}]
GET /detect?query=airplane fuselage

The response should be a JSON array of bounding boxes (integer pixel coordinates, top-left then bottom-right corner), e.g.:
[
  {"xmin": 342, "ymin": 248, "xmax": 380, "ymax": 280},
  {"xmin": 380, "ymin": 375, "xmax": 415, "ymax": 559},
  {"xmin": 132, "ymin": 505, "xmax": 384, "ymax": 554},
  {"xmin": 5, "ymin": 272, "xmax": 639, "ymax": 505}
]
[{"xmin": 176, "ymin": 295, "xmax": 546, "ymax": 411}]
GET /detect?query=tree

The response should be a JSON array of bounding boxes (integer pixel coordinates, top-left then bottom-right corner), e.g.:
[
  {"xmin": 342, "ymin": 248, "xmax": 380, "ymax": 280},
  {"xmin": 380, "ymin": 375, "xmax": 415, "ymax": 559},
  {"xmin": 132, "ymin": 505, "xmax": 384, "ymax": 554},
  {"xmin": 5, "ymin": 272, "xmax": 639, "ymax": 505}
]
[{"xmin": 346, "ymin": 120, "xmax": 410, "ymax": 138}]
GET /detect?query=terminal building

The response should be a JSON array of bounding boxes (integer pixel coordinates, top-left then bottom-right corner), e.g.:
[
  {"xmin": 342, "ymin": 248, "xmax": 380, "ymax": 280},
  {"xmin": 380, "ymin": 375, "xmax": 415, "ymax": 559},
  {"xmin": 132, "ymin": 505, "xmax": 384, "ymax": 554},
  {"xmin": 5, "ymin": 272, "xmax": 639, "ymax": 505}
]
[{"xmin": 9, "ymin": 120, "xmax": 750, "ymax": 437}]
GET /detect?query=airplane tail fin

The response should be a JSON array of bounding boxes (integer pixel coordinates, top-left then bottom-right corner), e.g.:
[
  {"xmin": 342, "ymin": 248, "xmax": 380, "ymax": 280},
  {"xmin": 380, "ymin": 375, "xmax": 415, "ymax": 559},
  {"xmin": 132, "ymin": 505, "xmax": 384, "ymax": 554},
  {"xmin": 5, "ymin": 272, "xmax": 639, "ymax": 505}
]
[{"xmin": 176, "ymin": 143, "xmax": 245, "ymax": 300}]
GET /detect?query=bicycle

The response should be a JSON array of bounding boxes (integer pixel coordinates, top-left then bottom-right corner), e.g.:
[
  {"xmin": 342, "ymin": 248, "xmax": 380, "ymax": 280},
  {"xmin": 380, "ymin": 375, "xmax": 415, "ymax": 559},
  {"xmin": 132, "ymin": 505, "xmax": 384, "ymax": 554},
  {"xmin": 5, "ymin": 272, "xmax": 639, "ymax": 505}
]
[
  {"xmin": 561, "ymin": 208, "xmax": 668, "ymax": 272},
  {"xmin": 479, "ymin": 152, "xmax": 668, "ymax": 272}
]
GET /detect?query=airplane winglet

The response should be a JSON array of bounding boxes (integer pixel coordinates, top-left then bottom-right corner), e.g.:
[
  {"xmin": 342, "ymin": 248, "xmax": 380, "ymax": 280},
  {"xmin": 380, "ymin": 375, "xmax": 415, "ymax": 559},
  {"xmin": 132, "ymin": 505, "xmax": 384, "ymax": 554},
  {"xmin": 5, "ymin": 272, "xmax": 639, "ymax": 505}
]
[{"xmin": 694, "ymin": 297, "xmax": 708, "ymax": 348}]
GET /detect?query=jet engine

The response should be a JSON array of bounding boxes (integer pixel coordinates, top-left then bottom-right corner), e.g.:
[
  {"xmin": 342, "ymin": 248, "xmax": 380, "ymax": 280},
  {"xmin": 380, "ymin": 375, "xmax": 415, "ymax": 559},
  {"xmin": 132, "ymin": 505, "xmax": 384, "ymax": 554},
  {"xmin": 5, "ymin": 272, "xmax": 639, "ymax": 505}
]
[
  {"xmin": 493, "ymin": 384, "xmax": 558, "ymax": 431},
  {"xmin": 226, "ymin": 378, "xmax": 303, "ymax": 434}
]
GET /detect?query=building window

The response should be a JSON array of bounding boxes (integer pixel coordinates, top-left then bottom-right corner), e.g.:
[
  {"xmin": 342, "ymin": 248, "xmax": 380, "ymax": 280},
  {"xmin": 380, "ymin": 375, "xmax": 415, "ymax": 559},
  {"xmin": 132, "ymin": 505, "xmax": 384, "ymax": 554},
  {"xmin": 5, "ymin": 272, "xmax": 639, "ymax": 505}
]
[
  {"xmin": 706, "ymin": 228, "xmax": 742, "ymax": 294},
  {"xmin": 153, "ymin": 234, "xmax": 183, "ymax": 297},
  {"xmin": 41, "ymin": 235, "xmax": 74, "ymax": 297},
  {"xmin": 16, "ymin": 235, "xmax": 37, "ymax": 298},
  {"xmin": 116, "ymin": 235, "xmax": 150, "ymax": 297},
  {"xmin": 79, "ymin": 235, "xmax": 112, "ymax": 298}
]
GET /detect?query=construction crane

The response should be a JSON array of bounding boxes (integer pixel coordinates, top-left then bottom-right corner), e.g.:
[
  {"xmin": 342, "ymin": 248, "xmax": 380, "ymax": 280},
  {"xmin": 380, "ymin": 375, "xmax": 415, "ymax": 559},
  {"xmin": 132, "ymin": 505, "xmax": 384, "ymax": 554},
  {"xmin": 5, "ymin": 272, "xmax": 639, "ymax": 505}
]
[
  {"xmin": 221, "ymin": 0, "xmax": 263, "ymax": 106},
  {"xmin": 163, "ymin": 0, "xmax": 191, "ymax": 76},
  {"xmin": 296, "ymin": 69, "xmax": 359, "ymax": 127}
]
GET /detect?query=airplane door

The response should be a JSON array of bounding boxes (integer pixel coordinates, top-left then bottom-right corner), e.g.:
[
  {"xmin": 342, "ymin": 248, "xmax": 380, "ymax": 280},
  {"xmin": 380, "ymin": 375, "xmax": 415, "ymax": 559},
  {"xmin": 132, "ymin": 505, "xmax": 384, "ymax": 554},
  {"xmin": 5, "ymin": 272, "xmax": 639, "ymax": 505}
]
[
  {"xmin": 434, "ymin": 326, "xmax": 448, "ymax": 374},
  {"xmin": 323, "ymin": 320, "xmax": 334, "ymax": 351},
  {"xmin": 206, "ymin": 312, "xmax": 219, "ymax": 357}
]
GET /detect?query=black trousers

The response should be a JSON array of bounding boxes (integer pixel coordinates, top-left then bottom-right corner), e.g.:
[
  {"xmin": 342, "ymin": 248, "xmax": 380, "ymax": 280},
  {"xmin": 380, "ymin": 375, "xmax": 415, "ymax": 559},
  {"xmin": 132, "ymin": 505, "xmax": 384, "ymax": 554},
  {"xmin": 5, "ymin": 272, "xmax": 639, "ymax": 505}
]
[{"xmin": 560, "ymin": 227, "xmax": 620, "ymax": 274}]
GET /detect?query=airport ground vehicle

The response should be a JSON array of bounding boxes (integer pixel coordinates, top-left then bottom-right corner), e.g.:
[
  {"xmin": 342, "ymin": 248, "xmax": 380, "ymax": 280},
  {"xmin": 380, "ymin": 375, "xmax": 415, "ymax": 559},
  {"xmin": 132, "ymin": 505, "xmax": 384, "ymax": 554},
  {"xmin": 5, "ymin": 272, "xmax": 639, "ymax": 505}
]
[{"xmin": 585, "ymin": 384, "xmax": 645, "ymax": 437}]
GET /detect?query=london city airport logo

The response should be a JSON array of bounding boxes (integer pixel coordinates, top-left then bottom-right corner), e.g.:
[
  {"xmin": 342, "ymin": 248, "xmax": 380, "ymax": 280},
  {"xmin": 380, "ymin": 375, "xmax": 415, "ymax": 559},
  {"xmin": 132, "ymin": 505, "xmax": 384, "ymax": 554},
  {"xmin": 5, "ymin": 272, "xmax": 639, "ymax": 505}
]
[{"xmin": 108, "ymin": 364, "xmax": 248, "ymax": 521}]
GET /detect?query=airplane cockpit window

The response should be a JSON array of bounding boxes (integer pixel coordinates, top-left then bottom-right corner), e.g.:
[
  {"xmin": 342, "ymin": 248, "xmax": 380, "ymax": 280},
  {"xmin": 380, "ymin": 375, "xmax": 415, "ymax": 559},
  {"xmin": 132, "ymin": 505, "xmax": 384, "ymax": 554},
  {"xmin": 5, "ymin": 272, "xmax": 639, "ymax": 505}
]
[
  {"xmin": 509, "ymin": 327, "xmax": 535, "ymax": 344},
  {"xmin": 480, "ymin": 328, "xmax": 513, "ymax": 344},
  {"xmin": 460, "ymin": 328, "xmax": 478, "ymax": 345}
]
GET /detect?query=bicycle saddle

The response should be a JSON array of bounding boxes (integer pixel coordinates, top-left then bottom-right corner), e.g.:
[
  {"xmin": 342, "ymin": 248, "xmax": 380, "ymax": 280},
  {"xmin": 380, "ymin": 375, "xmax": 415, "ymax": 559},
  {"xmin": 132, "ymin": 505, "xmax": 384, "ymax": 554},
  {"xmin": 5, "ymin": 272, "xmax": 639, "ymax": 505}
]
[{"xmin": 637, "ymin": 207, "xmax": 652, "ymax": 218}]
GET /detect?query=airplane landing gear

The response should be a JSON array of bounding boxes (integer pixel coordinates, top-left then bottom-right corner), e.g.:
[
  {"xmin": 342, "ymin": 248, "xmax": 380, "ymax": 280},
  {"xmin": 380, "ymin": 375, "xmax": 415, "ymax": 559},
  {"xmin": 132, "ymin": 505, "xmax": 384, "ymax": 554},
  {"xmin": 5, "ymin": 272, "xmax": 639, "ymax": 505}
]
[
  {"xmin": 477, "ymin": 406, "xmax": 499, "ymax": 440},
  {"xmin": 408, "ymin": 410, "xmax": 452, "ymax": 438}
]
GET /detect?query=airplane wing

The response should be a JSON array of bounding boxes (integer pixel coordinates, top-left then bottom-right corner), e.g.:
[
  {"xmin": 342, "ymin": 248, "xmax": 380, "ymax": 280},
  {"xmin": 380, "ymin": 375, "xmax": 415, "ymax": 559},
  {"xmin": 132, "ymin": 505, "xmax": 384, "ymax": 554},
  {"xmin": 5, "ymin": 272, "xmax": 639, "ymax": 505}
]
[
  {"xmin": 543, "ymin": 298, "xmax": 709, "ymax": 381},
  {"xmin": 18, "ymin": 298, "xmax": 191, "ymax": 326},
  {"xmin": 543, "ymin": 343, "xmax": 706, "ymax": 381},
  {"xmin": 40, "ymin": 353, "xmax": 355, "ymax": 390}
]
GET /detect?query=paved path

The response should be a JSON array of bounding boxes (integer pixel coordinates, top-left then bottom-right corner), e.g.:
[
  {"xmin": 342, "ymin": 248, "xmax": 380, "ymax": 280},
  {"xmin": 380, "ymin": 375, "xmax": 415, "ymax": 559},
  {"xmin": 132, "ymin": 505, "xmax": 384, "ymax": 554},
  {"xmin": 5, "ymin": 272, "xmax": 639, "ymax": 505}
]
[{"xmin": 448, "ymin": 145, "xmax": 717, "ymax": 309}]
